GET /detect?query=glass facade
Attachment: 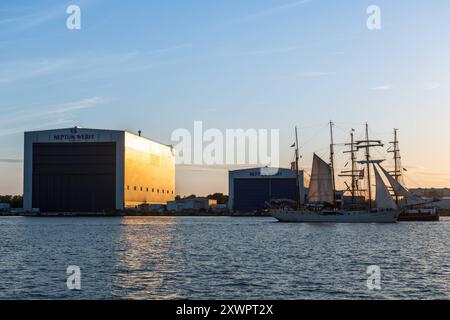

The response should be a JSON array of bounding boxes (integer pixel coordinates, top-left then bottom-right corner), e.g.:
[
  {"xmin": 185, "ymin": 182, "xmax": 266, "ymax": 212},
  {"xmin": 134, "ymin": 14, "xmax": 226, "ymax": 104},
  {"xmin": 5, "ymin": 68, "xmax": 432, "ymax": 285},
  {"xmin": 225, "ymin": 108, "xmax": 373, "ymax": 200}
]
[{"xmin": 124, "ymin": 132, "xmax": 175, "ymax": 208}]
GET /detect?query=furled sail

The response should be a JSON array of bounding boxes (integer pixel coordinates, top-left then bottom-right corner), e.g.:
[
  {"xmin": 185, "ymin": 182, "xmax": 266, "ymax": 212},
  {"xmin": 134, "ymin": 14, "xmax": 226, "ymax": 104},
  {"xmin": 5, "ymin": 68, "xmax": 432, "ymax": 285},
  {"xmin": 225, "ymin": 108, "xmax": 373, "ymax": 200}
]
[
  {"xmin": 376, "ymin": 163, "xmax": 414, "ymax": 198},
  {"xmin": 308, "ymin": 153, "xmax": 334, "ymax": 204},
  {"xmin": 374, "ymin": 165, "xmax": 398, "ymax": 209}
]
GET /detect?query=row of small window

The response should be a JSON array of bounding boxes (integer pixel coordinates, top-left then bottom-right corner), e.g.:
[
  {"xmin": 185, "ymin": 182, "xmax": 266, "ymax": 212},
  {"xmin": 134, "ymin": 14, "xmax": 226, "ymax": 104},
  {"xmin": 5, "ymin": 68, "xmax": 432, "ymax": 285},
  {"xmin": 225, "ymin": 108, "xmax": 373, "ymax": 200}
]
[{"xmin": 127, "ymin": 186, "xmax": 174, "ymax": 195}]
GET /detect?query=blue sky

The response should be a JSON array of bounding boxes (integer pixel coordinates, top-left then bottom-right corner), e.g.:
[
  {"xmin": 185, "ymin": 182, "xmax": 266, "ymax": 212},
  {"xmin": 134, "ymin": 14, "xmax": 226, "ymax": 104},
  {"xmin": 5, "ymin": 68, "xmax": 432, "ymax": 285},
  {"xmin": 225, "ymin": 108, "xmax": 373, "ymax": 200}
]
[{"xmin": 1, "ymin": 0, "xmax": 450, "ymax": 195}]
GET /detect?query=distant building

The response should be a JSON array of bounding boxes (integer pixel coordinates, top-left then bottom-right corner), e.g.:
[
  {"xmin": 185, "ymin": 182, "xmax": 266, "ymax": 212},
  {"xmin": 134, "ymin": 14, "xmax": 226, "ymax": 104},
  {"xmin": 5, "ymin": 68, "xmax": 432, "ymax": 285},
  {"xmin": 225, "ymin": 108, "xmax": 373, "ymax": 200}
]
[
  {"xmin": 410, "ymin": 188, "xmax": 450, "ymax": 198},
  {"xmin": 0, "ymin": 203, "xmax": 11, "ymax": 212},
  {"xmin": 24, "ymin": 127, "xmax": 175, "ymax": 212},
  {"xmin": 137, "ymin": 203, "xmax": 166, "ymax": 212},
  {"xmin": 167, "ymin": 198, "xmax": 217, "ymax": 212},
  {"xmin": 228, "ymin": 167, "xmax": 306, "ymax": 212},
  {"xmin": 212, "ymin": 204, "xmax": 228, "ymax": 212}
]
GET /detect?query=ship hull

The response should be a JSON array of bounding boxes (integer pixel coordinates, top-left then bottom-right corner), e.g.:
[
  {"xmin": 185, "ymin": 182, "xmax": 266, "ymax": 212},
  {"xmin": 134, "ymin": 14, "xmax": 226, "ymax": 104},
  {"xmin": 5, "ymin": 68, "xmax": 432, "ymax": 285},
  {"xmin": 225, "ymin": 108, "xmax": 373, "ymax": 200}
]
[
  {"xmin": 398, "ymin": 208, "xmax": 439, "ymax": 222},
  {"xmin": 271, "ymin": 209, "xmax": 400, "ymax": 223},
  {"xmin": 398, "ymin": 214, "xmax": 439, "ymax": 222}
]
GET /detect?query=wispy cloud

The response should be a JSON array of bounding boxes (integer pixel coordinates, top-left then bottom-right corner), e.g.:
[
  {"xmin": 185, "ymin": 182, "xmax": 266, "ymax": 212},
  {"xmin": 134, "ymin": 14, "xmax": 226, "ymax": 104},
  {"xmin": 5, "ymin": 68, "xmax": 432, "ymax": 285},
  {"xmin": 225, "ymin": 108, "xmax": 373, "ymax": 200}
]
[
  {"xmin": 298, "ymin": 71, "xmax": 333, "ymax": 77},
  {"xmin": 0, "ymin": 96, "xmax": 110, "ymax": 137},
  {"xmin": 0, "ymin": 0, "xmax": 94, "ymax": 33},
  {"xmin": 232, "ymin": 44, "xmax": 310, "ymax": 57},
  {"xmin": 0, "ymin": 59, "xmax": 70, "ymax": 84},
  {"xmin": 143, "ymin": 43, "xmax": 193, "ymax": 56},
  {"xmin": 0, "ymin": 6, "xmax": 64, "ymax": 33},
  {"xmin": 371, "ymin": 85, "xmax": 393, "ymax": 91},
  {"xmin": 425, "ymin": 82, "xmax": 440, "ymax": 90},
  {"xmin": 233, "ymin": 0, "xmax": 313, "ymax": 23},
  {"xmin": 0, "ymin": 42, "xmax": 192, "ymax": 86}
]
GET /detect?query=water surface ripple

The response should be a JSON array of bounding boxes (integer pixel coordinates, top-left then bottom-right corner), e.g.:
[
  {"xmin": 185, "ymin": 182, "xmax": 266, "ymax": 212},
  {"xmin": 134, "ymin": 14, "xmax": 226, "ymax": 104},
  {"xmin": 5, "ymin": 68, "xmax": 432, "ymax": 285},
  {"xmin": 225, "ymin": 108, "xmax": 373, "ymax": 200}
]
[{"xmin": 0, "ymin": 216, "xmax": 449, "ymax": 299}]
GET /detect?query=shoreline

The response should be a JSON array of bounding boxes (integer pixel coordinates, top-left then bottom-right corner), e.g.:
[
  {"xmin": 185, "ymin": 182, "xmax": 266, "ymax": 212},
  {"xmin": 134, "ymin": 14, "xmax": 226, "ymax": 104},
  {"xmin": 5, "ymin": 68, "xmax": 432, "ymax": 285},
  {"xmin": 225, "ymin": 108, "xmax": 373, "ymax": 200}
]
[
  {"xmin": 1, "ymin": 209, "xmax": 449, "ymax": 218},
  {"xmin": 0, "ymin": 211, "xmax": 271, "ymax": 218}
]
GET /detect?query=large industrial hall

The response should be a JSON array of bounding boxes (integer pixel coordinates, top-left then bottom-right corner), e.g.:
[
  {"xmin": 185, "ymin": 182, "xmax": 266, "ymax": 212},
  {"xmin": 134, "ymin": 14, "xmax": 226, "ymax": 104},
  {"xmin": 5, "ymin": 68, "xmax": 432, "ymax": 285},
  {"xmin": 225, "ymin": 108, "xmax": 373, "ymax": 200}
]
[{"xmin": 23, "ymin": 127, "xmax": 175, "ymax": 212}]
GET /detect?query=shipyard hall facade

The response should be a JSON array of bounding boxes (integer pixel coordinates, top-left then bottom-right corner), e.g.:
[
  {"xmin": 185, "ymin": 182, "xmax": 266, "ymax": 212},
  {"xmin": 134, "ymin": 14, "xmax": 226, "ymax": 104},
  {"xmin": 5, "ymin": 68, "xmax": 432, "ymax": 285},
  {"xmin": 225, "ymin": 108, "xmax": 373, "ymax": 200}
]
[{"xmin": 23, "ymin": 127, "xmax": 175, "ymax": 212}]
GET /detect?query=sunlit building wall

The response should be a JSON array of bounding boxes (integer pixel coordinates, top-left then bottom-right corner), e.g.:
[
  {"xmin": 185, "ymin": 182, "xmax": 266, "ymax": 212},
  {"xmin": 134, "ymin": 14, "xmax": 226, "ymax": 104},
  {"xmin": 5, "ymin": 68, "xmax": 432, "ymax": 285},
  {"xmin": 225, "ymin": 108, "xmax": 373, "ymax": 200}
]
[{"xmin": 124, "ymin": 132, "xmax": 175, "ymax": 208}]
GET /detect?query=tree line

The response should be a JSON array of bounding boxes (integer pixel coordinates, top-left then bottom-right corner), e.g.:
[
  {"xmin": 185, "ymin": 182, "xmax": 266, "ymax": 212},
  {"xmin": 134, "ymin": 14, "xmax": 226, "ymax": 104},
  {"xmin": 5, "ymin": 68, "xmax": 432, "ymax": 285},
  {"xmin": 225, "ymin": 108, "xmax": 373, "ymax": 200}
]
[
  {"xmin": 0, "ymin": 195, "xmax": 23, "ymax": 208},
  {"xmin": 175, "ymin": 193, "xmax": 229, "ymax": 204}
]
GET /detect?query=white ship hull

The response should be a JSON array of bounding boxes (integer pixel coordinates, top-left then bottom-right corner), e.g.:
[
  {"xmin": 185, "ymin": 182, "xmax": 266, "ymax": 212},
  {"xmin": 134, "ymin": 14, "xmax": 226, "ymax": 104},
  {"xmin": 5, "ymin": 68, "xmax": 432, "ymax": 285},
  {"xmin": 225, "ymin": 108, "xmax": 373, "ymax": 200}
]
[{"xmin": 271, "ymin": 209, "xmax": 400, "ymax": 223}]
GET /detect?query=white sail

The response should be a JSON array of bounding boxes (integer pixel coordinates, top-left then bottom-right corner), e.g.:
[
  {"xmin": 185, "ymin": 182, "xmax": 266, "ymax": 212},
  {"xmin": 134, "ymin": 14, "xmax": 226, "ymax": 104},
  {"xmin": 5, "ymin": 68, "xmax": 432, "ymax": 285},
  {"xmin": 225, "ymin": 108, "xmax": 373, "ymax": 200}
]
[
  {"xmin": 308, "ymin": 153, "xmax": 334, "ymax": 204},
  {"xmin": 374, "ymin": 165, "xmax": 398, "ymax": 209},
  {"xmin": 376, "ymin": 163, "xmax": 413, "ymax": 198}
]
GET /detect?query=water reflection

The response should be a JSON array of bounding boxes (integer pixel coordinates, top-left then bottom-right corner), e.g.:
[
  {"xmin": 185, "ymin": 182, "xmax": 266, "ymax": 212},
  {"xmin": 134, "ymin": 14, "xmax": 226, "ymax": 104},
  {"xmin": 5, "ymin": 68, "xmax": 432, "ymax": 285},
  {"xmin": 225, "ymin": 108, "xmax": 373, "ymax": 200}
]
[{"xmin": 111, "ymin": 217, "xmax": 184, "ymax": 299}]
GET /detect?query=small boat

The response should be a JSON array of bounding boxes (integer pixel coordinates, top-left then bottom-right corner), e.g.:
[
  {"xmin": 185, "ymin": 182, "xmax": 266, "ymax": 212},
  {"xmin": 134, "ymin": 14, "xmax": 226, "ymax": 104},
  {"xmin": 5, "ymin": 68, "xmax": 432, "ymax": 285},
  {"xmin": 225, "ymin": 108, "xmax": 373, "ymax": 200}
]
[{"xmin": 272, "ymin": 123, "xmax": 401, "ymax": 223}]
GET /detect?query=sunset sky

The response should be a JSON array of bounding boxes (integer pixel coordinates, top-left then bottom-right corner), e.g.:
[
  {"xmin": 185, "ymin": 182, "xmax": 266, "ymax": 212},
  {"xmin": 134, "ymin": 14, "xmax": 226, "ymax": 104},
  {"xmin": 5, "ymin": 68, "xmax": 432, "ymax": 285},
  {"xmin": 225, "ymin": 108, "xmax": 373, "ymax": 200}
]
[{"xmin": 1, "ymin": 0, "xmax": 450, "ymax": 196}]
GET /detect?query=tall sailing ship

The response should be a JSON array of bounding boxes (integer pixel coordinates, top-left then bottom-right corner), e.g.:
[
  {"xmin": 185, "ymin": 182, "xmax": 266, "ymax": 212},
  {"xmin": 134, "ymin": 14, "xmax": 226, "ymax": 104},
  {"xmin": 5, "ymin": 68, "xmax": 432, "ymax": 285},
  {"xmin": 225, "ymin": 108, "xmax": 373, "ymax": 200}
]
[{"xmin": 271, "ymin": 122, "xmax": 401, "ymax": 223}]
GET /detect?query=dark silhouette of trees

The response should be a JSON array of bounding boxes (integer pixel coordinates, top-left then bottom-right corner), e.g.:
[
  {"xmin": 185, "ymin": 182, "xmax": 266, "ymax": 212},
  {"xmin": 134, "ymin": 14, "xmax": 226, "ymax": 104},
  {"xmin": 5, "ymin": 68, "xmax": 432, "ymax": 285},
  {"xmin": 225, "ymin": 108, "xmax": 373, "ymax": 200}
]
[
  {"xmin": 0, "ymin": 195, "xmax": 23, "ymax": 208},
  {"xmin": 207, "ymin": 193, "xmax": 228, "ymax": 205},
  {"xmin": 174, "ymin": 193, "xmax": 229, "ymax": 204}
]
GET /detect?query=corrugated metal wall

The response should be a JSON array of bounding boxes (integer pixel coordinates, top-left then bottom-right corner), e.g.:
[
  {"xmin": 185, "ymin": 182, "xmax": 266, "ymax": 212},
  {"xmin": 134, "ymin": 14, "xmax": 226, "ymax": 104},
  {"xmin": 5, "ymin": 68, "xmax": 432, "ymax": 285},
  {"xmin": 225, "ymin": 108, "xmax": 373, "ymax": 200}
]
[
  {"xmin": 233, "ymin": 178, "xmax": 297, "ymax": 212},
  {"xmin": 32, "ymin": 143, "xmax": 116, "ymax": 212}
]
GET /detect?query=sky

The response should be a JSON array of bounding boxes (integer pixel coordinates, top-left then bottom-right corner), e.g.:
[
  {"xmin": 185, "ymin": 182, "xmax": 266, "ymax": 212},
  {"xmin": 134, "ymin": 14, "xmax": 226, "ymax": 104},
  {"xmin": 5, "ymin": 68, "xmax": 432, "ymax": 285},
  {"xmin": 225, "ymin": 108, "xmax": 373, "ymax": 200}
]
[{"xmin": 1, "ymin": 0, "xmax": 450, "ymax": 196}]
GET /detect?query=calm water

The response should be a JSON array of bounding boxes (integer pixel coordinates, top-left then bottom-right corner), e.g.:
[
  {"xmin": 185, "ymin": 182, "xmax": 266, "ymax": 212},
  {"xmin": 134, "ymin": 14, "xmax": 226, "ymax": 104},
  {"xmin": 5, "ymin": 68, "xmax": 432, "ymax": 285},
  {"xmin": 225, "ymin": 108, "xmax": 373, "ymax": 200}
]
[{"xmin": 0, "ymin": 216, "xmax": 449, "ymax": 300}]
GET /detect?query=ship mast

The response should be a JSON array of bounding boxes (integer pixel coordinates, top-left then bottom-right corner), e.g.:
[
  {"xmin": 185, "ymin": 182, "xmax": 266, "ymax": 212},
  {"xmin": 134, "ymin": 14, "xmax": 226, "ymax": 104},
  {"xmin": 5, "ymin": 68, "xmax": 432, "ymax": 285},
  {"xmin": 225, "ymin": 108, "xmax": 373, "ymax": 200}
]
[
  {"xmin": 364, "ymin": 124, "xmax": 373, "ymax": 209},
  {"xmin": 388, "ymin": 128, "xmax": 401, "ymax": 204},
  {"xmin": 294, "ymin": 126, "xmax": 301, "ymax": 209},
  {"xmin": 329, "ymin": 121, "xmax": 337, "ymax": 207},
  {"xmin": 356, "ymin": 123, "xmax": 383, "ymax": 209},
  {"xmin": 340, "ymin": 129, "xmax": 358, "ymax": 204}
]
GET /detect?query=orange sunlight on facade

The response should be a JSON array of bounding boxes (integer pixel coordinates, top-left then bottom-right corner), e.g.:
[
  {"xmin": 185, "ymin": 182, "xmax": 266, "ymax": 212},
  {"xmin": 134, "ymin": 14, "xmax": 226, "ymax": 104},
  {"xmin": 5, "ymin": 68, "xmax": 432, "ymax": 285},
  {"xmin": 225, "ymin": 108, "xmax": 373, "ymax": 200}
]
[{"xmin": 124, "ymin": 132, "xmax": 175, "ymax": 208}]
